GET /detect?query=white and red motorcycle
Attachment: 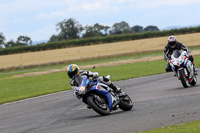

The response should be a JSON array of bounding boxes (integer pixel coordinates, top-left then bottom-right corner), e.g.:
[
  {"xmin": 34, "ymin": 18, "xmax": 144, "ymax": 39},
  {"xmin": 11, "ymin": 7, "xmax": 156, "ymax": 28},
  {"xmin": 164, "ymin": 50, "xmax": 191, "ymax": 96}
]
[{"xmin": 169, "ymin": 50, "xmax": 197, "ymax": 88}]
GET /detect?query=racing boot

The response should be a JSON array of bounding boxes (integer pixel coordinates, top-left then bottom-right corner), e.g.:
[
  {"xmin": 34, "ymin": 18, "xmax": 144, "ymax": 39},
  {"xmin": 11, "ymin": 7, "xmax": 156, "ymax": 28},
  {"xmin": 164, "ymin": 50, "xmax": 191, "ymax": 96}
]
[{"xmin": 109, "ymin": 82, "xmax": 126, "ymax": 97}]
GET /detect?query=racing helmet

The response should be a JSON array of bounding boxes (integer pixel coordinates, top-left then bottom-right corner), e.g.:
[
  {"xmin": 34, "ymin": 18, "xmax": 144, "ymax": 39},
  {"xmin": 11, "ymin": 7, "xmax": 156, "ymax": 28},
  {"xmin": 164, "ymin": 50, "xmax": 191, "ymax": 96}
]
[
  {"xmin": 168, "ymin": 35, "xmax": 177, "ymax": 48},
  {"xmin": 67, "ymin": 64, "xmax": 80, "ymax": 79}
]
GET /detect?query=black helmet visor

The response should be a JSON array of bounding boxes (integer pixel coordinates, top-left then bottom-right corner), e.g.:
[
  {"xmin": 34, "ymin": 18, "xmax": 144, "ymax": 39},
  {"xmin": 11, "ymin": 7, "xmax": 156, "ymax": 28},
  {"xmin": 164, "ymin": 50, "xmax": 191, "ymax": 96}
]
[
  {"xmin": 169, "ymin": 41, "xmax": 176, "ymax": 46},
  {"xmin": 68, "ymin": 69, "xmax": 78, "ymax": 79}
]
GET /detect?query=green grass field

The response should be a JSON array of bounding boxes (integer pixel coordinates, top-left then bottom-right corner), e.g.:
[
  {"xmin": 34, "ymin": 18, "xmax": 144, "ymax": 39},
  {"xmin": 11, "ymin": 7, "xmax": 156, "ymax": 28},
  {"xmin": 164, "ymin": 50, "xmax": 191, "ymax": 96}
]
[
  {"xmin": 136, "ymin": 120, "xmax": 200, "ymax": 133},
  {"xmin": 1, "ymin": 54, "xmax": 200, "ymax": 104},
  {"xmin": 0, "ymin": 59, "xmax": 166, "ymax": 104}
]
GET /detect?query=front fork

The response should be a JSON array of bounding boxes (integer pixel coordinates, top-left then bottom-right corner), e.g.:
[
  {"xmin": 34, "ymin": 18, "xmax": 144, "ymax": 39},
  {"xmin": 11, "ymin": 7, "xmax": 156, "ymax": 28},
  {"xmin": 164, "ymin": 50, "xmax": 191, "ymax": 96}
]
[
  {"xmin": 171, "ymin": 65, "xmax": 178, "ymax": 77},
  {"xmin": 177, "ymin": 68, "xmax": 188, "ymax": 80},
  {"xmin": 185, "ymin": 60, "xmax": 194, "ymax": 81},
  {"xmin": 177, "ymin": 69, "xmax": 193, "ymax": 83}
]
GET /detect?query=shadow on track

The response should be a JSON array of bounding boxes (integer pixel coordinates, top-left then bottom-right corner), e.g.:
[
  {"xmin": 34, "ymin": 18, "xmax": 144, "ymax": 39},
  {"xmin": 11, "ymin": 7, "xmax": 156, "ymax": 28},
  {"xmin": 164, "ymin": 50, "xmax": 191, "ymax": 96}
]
[
  {"xmin": 170, "ymin": 84, "xmax": 200, "ymax": 90},
  {"xmin": 71, "ymin": 109, "xmax": 134, "ymax": 120}
]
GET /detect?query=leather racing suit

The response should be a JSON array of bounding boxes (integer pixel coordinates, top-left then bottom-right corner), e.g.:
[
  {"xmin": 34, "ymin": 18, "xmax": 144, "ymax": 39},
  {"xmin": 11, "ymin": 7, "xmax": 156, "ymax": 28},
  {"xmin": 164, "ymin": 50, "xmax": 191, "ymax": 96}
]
[
  {"xmin": 69, "ymin": 70, "xmax": 121, "ymax": 98},
  {"xmin": 164, "ymin": 41, "xmax": 194, "ymax": 72}
]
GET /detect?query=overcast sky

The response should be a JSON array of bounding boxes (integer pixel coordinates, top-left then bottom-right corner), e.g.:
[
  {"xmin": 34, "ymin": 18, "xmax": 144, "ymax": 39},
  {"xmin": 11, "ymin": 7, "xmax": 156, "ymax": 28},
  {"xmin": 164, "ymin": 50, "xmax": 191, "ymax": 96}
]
[{"xmin": 0, "ymin": 0, "xmax": 200, "ymax": 42}]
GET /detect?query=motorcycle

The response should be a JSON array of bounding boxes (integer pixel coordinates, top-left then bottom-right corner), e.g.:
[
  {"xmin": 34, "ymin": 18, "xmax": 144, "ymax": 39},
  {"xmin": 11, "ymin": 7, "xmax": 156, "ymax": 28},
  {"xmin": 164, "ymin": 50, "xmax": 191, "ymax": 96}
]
[
  {"xmin": 169, "ymin": 50, "xmax": 197, "ymax": 88},
  {"xmin": 73, "ymin": 75, "xmax": 133, "ymax": 116}
]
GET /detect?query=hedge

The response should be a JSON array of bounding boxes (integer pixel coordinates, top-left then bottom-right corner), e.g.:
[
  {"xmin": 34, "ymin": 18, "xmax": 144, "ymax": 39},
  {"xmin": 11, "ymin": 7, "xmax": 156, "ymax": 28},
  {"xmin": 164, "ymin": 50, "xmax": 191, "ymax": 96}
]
[{"xmin": 1, "ymin": 26, "xmax": 200, "ymax": 55}]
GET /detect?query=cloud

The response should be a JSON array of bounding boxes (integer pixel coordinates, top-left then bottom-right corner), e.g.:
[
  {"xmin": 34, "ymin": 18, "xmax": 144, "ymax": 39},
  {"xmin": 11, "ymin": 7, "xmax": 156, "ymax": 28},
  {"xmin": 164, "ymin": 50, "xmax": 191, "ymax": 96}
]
[
  {"xmin": 0, "ymin": 21, "xmax": 6, "ymax": 26},
  {"xmin": 82, "ymin": 3, "xmax": 101, "ymax": 11},
  {"xmin": 167, "ymin": 0, "xmax": 200, "ymax": 5},
  {"xmin": 1, "ymin": 0, "xmax": 200, "ymax": 41},
  {"xmin": 36, "ymin": 11, "xmax": 67, "ymax": 20},
  {"xmin": 138, "ymin": 0, "xmax": 200, "ymax": 9},
  {"xmin": 0, "ymin": 0, "xmax": 71, "ymax": 15},
  {"xmin": 29, "ymin": 25, "xmax": 56, "ymax": 41},
  {"xmin": 68, "ymin": 1, "xmax": 118, "ymax": 12},
  {"xmin": 3, "ymin": 24, "xmax": 56, "ymax": 41},
  {"xmin": 13, "ymin": 19, "xmax": 23, "ymax": 23},
  {"xmin": 116, "ymin": 0, "xmax": 125, "ymax": 4},
  {"xmin": 69, "ymin": 2, "xmax": 101, "ymax": 11}
]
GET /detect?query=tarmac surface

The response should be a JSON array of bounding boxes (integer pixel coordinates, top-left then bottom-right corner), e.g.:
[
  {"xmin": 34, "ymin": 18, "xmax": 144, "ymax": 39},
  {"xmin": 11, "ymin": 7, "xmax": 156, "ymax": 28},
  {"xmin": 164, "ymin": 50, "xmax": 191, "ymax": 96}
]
[{"xmin": 0, "ymin": 71, "xmax": 200, "ymax": 133}]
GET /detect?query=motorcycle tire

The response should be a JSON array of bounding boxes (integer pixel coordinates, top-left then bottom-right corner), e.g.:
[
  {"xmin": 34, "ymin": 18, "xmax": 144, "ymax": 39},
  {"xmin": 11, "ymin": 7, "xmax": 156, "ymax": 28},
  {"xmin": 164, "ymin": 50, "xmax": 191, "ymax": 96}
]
[
  {"xmin": 189, "ymin": 76, "xmax": 197, "ymax": 86},
  {"xmin": 87, "ymin": 95, "xmax": 110, "ymax": 116},
  {"xmin": 179, "ymin": 69, "xmax": 189, "ymax": 88},
  {"xmin": 119, "ymin": 95, "xmax": 133, "ymax": 111}
]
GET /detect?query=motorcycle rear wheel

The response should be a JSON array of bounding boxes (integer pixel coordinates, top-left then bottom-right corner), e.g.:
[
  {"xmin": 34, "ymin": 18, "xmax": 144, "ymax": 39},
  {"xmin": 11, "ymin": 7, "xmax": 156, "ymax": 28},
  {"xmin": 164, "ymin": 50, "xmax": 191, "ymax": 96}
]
[
  {"xmin": 87, "ymin": 95, "xmax": 110, "ymax": 116},
  {"xmin": 189, "ymin": 75, "xmax": 197, "ymax": 86}
]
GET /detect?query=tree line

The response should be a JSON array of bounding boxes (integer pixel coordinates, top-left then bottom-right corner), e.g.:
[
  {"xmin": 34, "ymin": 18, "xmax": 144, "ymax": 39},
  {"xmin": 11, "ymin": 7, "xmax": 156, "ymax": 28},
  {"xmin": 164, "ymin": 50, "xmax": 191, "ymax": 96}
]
[
  {"xmin": 0, "ymin": 18, "xmax": 160, "ymax": 48},
  {"xmin": 49, "ymin": 18, "xmax": 160, "ymax": 42},
  {"xmin": 0, "ymin": 34, "xmax": 32, "ymax": 48}
]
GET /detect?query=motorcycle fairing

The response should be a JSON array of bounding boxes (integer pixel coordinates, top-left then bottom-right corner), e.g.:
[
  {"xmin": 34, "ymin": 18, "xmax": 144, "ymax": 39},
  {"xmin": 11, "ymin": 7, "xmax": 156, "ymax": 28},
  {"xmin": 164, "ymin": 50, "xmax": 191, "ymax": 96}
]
[
  {"xmin": 74, "ymin": 75, "xmax": 90, "ymax": 96},
  {"xmin": 89, "ymin": 82, "xmax": 114, "ymax": 110},
  {"xmin": 75, "ymin": 76, "xmax": 117, "ymax": 110}
]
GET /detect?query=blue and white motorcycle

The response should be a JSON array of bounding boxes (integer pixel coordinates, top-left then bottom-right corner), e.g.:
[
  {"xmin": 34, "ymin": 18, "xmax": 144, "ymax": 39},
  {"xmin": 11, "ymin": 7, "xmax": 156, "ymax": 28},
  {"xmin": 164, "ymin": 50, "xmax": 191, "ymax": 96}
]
[{"xmin": 73, "ymin": 75, "xmax": 133, "ymax": 116}]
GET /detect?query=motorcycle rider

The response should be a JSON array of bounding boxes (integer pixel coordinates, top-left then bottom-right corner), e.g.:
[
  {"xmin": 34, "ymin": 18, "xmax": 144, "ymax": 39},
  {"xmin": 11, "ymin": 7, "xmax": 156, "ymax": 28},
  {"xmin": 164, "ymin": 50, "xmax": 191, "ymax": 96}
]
[
  {"xmin": 164, "ymin": 35, "xmax": 197, "ymax": 74},
  {"xmin": 67, "ymin": 64, "xmax": 124, "ymax": 97}
]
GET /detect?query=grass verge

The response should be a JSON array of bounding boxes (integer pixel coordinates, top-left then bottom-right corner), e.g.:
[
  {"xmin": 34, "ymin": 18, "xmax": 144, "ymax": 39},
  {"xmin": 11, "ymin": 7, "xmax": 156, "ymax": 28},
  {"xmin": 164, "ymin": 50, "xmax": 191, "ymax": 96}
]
[
  {"xmin": 136, "ymin": 120, "xmax": 200, "ymax": 133},
  {"xmin": 0, "ymin": 59, "xmax": 165, "ymax": 104},
  {"xmin": 1, "ymin": 55, "xmax": 200, "ymax": 104}
]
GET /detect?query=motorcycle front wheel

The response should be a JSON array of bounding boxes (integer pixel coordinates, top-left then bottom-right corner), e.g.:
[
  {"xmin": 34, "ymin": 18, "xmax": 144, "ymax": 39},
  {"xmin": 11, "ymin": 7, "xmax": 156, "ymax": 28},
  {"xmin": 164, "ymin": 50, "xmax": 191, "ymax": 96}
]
[
  {"xmin": 87, "ymin": 94, "xmax": 110, "ymax": 116},
  {"xmin": 119, "ymin": 95, "xmax": 133, "ymax": 111},
  {"xmin": 179, "ymin": 69, "xmax": 189, "ymax": 88}
]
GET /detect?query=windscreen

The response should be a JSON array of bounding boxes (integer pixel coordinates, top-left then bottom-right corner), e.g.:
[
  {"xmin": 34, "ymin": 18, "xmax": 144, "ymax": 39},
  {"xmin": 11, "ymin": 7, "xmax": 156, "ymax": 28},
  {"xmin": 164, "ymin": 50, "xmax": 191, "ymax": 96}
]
[{"xmin": 172, "ymin": 50, "xmax": 182, "ymax": 58}]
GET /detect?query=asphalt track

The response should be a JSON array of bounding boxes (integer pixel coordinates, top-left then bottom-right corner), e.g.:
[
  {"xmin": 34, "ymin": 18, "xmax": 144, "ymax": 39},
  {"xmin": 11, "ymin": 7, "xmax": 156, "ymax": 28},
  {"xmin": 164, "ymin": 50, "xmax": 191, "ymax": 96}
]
[{"xmin": 0, "ymin": 70, "xmax": 200, "ymax": 133}]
